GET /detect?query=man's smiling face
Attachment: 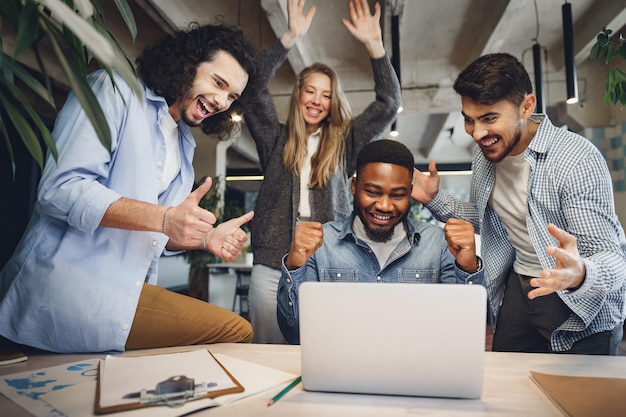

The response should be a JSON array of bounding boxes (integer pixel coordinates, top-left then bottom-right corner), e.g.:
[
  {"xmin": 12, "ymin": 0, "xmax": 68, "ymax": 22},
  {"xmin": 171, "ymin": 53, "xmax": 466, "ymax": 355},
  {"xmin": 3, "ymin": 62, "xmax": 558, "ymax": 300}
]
[
  {"xmin": 169, "ymin": 50, "xmax": 249, "ymax": 126},
  {"xmin": 351, "ymin": 162, "xmax": 412, "ymax": 242},
  {"xmin": 461, "ymin": 96, "xmax": 529, "ymax": 163}
]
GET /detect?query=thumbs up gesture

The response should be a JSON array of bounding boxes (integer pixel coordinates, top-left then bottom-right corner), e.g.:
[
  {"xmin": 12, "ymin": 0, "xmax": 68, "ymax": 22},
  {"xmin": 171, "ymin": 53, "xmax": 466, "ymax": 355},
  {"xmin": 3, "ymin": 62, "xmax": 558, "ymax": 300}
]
[
  {"xmin": 163, "ymin": 177, "xmax": 217, "ymax": 249},
  {"xmin": 164, "ymin": 177, "xmax": 254, "ymax": 261},
  {"xmin": 205, "ymin": 210, "xmax": 255, "ymax": 262}
]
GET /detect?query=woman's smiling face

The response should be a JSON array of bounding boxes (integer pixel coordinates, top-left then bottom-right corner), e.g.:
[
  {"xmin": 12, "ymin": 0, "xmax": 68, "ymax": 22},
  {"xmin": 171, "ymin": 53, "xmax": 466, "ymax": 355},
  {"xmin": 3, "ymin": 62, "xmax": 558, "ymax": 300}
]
[{"xmin": 299, "ymin": 72, "xmax": 331, "ymax": 133}]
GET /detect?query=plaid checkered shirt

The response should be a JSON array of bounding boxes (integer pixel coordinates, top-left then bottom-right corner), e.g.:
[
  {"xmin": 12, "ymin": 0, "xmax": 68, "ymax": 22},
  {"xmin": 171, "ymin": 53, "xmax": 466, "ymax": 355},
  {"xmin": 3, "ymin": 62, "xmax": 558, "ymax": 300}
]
[{"xmin": 426, "ymin": 114, "xmax": 626, "ymax": 351}]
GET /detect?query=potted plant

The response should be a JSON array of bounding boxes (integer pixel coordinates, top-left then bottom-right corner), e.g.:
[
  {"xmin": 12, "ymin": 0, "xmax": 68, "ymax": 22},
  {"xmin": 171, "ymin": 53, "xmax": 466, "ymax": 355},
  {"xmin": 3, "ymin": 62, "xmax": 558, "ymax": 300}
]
[
  {"xmin": 590, "ymin": 27, "xmax": 626, "ymax": 105},
  {"xmin": 1, "ymin": 0, "xmax": 141, "ymax": 175}
]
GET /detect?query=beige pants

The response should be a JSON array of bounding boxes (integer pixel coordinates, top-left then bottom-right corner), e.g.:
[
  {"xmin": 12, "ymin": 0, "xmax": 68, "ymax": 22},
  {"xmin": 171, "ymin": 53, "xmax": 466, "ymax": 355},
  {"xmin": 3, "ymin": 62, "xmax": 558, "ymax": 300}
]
[{"xmin": 125, "ymin": 284, "xmax": 253, "ymax": 349}]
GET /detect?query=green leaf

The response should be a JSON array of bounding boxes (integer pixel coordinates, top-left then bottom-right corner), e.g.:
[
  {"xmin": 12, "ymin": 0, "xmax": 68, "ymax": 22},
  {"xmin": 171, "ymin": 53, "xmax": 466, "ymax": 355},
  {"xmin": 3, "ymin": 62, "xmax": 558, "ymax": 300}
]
[
  {"xmin": 113, "ymin": 0, "xmax": 137, "ymax": 41},
  {"xmin": 45, "ymin": 19, "xmax": 112, "ymax": 152},
  {"xmin": 14, "ymin": 1, "xmax": 39, "ymax": 57},
  {"xmin": 0, "ymin": 117, "xmax": 17, "ymax": 178},
  {"xmin": 605, "ymin": 69, "xmax": 613, "ymax": 91},
  {"xmin": 1, "ymin": 52, "xmax": 56, "ymax": 109},
  {"xmin": 36, "ymin": 0, "xmax": 142, "ymax": 99},
  {"xmin": 618, "ymin": 82, "xmax": 626, "ymax": 105},
  {"xmin": 57, "ymin": 22, "xmax": 89, "ymax": 79},
  {"xmin": 0, "ymin": 74, "xmax": 58, "ymax": 160},
  {"xmin": 0, "ymin": 0, "xmax": 21, "ymax": 33},
  {"xmin": 0, "ymin": 88, "xmax": 45, "ymax": 168},
  {"xmin": 606, "ymin": 43, "xmax": 619, "ymax": 63},
  {"xmin": 590, "ymin": 42, "xmax": 601, "ymax": 63},
  {"xmin": 92, "ymin": 18, "xmax": 137, "ymax": 77},
  {"xmin": 597, "ymin": 31, "xmax": 610, "ymax": 47},
  {"xmin": 610, "ymin": 78, "xmax": 620, "ymax": 104}
]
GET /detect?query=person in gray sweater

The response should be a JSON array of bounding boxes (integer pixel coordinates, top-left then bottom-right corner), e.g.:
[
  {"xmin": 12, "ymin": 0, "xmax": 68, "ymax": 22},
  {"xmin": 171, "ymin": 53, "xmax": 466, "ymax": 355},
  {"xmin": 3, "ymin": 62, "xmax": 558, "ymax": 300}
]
[{"xmin": 241, "ymin": 0, "xmax": 401, "ymax": 343}]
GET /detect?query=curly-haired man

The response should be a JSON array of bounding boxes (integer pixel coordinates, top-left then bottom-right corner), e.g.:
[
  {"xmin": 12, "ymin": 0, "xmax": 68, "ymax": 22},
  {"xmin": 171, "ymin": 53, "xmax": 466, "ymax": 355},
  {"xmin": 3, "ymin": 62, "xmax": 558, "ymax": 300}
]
[{"xmin": 0, "ymin": 24, "xmax": 257, "ymax": 353}]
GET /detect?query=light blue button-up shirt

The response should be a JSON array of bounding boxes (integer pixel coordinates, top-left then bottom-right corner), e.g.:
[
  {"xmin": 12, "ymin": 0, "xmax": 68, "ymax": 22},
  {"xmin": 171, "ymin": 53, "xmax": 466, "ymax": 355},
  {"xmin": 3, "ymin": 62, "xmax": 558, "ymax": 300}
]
[
  {"xmin": 277, "ymin": 213, "xmax": 485, "ymax": 344},
  {"xmin": 0, "ymin": 70, "xmax": 196, "ymax": 353},
  {"xmin": 426, "ymin": 114, "xmax": 626, "ymax": 351}
]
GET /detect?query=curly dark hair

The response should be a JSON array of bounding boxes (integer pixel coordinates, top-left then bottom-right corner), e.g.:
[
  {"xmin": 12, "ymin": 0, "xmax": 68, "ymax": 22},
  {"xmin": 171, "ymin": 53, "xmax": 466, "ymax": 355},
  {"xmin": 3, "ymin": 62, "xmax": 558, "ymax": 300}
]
[
  {"xmin": 453, "ymin": 53, "xmax": 532, "ymax": 108},
  {"xmin": 356, "ymin": 139, "xmax": 415, "ymax": 176},
  {"xmin": 136, "ymin": 22, "xmax": 257, "ymax": 139}
]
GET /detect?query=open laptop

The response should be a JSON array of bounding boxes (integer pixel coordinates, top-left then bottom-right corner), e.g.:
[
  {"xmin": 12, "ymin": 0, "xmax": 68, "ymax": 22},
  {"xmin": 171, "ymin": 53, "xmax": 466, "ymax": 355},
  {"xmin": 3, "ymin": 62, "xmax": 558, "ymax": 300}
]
[{"xmin": 298, "ymin": 282, "xmax": 487, "ymax": 399}]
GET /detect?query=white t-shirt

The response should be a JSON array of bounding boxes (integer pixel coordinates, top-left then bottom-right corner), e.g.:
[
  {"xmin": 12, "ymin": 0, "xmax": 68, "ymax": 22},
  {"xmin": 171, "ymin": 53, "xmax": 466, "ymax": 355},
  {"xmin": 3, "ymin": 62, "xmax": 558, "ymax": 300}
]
[
  {"xmin": 352, "ymin": 216, "xmax": 407, "ymax": 269},
  {"xmin": 298, "ymin": 129, "xmax": 321, "ymax": 218},
  {"xmin": 159, "ymin": 112, "xmax": 181, "ymax": 194},
  {"xmin": 490, "ymin": 152, "xmax": 542, "ymax": 276}
]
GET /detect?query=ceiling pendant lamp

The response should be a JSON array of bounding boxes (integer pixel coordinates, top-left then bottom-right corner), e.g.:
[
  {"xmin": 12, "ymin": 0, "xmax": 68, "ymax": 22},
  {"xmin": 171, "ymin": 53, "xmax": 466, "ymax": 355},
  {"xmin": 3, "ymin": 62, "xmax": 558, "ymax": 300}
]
[
  {"xmin": 390, "ymin": 14, "xmax": 401, "ymax": 137},
  {"xmin": 562, "ymin": 1, "xmax": 578, "ymax": 104},
  {"xmin": 532, "ymin": 43, "xmax": 545, "ymax": 113}
]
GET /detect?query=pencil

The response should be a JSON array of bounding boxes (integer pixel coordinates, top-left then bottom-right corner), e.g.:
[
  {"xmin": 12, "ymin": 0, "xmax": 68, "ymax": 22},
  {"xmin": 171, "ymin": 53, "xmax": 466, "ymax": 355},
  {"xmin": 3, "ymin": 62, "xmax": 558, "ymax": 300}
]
[{"xmin": 267, "ymin": 376, "xmax": 302, "ymax": 406}]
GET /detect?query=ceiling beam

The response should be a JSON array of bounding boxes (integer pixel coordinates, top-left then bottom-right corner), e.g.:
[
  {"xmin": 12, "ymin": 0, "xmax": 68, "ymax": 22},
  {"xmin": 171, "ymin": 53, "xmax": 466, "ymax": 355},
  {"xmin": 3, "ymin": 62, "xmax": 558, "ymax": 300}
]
[{"xmin": 481, "ymin": 0, "xmax": 528, "ymax": 55}]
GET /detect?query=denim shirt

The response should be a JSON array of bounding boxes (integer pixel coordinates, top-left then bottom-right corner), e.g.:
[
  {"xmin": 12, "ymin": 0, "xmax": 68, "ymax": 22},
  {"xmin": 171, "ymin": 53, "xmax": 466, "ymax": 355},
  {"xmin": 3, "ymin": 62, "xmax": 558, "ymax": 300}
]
[
  {"xmin": 0, "ymin": 70, "xmax": 196, "ymax": 353},
  {"xmin": 277, "ymin": 213, "xmax": 485, "ymax": 344}
]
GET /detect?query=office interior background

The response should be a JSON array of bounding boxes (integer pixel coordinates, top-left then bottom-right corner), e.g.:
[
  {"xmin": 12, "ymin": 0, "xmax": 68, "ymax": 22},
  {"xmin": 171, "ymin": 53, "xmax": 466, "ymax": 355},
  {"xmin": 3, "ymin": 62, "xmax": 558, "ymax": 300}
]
[{"xmin": 2, "ymin": 0, "xmax": 626, "ymax": 289}]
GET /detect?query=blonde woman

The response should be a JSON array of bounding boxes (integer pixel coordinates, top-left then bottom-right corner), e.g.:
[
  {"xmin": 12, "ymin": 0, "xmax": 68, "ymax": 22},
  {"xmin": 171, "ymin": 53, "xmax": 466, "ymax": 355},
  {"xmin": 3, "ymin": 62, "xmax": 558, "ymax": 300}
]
[{"xmin": 242, "ymin": 0, "xmax": 401, "ymax": 343}]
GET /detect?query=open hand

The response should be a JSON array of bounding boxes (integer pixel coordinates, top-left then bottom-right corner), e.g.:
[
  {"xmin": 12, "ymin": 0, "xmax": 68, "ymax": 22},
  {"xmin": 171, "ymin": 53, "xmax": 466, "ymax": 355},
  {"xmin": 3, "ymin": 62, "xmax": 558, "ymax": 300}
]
[
  {"xmin": 528, "ymin": 224, "xmax": 586, "ymax": 299},
  {"xmin": 342, "ymin": 0, "xmax": 384, "ymax": 58},
  {"xmin": 281, "ymin": 0, "xmax": 316, "ymax": 48}
]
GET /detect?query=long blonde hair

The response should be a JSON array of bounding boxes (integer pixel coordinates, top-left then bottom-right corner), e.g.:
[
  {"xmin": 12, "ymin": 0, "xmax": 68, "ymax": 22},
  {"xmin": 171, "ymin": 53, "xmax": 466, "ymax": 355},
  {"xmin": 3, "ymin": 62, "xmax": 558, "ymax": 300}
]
[{"xmin": 283, "ymin": 63, "xmax": 352, "ymax": 188}]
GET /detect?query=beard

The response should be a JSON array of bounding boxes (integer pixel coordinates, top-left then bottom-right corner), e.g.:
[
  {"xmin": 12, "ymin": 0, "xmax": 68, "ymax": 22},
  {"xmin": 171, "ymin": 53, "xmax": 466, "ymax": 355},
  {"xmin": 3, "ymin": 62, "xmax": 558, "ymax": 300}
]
[
  {"xmin": 177, "ymin": 101, "xmax": 203, "ymax": 127},
  {"xmin": 359, "ymin": 206, "xmax": 409, "ymax": 243},
  {"xmin": 481, "ymin": 126, "xmax": 522, "ymax": 163}
]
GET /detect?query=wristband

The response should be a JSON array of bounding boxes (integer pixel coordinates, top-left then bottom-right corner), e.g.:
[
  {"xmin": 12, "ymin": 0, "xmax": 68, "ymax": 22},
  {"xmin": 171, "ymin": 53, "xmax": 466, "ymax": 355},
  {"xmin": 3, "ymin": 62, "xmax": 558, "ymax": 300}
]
[{"xmin": 162, "ymin": 206, "xmax": 173, "ymax": 234}]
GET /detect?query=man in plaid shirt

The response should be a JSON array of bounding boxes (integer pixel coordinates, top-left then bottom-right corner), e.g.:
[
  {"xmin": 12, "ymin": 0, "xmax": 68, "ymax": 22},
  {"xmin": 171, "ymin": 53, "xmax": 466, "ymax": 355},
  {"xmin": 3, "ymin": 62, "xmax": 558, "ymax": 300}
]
[{"xmin": 412, "ymin": 53, "xmax": 626, "ymax": 355}]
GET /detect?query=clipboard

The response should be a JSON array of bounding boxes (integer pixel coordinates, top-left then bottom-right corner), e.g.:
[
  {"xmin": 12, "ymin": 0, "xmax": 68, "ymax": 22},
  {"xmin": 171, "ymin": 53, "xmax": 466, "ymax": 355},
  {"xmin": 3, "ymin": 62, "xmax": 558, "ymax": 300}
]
[{"xmin": 94, "ymin": 350, "xmax": 244, "ymax": 414}]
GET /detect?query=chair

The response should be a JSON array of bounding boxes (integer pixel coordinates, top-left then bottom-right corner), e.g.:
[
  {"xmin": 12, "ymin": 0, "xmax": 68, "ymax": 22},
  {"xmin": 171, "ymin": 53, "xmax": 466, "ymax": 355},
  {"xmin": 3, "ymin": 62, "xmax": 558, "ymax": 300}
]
[{"xmin": 232, "ymin": 269, "xmax": 250, "ymax": 315}]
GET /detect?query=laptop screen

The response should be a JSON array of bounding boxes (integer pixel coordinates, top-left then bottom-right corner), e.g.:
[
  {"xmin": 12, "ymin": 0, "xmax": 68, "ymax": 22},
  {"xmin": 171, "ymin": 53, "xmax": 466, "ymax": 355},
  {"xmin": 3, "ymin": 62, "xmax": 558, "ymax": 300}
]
[{"xmin": 299, "ymin": 282, "xmax": 487, "ymax": 399}]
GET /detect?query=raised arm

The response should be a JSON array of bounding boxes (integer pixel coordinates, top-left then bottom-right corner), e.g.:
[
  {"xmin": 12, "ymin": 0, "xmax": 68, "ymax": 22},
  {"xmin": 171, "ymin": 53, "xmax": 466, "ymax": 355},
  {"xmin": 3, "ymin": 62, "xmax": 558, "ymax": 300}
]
[
  {"xmin": 280, "ymin": 0, "xmax": 316, "ymax": 49},
  {"xmin": 241, "ymin": 0, "xmax": 316, "ymax": 166},
  {"xmin": 342, "ymin": 0, "xmax": 385, "ymax": 58}
]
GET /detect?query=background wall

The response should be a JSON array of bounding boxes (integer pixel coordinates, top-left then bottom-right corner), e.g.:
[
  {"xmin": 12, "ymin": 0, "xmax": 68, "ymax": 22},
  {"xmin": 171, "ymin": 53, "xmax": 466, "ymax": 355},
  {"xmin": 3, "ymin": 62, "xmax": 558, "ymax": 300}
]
[{"xmin": 586, "ymin": 120, "xmax": 626, "ymax": 222}]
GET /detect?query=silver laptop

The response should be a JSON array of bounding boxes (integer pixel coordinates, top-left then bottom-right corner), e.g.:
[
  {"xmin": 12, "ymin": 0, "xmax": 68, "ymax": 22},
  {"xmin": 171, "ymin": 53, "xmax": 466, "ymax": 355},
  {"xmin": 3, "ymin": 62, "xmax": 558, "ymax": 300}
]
[{"xmin": 299, "ymin": 282, "xmax": 487, "ymax": 399}]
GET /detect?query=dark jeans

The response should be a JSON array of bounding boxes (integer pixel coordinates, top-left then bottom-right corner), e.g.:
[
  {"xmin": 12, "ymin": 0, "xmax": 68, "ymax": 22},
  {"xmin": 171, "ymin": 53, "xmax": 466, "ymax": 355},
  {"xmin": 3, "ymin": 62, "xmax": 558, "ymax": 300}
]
[{"xmin": 492, "ymin": 270, "xmax": 623, "ymax": 355}]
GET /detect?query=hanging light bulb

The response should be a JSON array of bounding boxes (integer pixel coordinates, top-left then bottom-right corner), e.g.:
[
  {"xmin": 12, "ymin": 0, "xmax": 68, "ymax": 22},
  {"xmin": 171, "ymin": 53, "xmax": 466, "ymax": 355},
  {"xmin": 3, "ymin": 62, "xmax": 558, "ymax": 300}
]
[
  {"xmin": 532, "ymin": 43, "xmax": 545, "ymax": 114},
  {"xmin": 562, "ymin": 2, "xmax": 578, "ymax": 104}
]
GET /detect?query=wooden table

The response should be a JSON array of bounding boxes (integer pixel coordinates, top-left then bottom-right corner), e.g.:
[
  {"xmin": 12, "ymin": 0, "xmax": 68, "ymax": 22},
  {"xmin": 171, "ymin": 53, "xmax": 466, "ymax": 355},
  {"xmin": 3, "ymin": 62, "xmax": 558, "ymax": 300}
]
[{"xmin": 2, "ymin": 343, "xmax": 626, "ymax": 416}]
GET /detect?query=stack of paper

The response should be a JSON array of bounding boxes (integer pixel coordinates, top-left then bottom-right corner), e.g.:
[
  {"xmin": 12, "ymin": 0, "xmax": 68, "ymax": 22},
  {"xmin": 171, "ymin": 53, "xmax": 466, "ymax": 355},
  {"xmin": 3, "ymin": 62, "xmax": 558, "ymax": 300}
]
[{"xmin": 96, "ymin": 349, "xmax": 242, "ymax": 413}]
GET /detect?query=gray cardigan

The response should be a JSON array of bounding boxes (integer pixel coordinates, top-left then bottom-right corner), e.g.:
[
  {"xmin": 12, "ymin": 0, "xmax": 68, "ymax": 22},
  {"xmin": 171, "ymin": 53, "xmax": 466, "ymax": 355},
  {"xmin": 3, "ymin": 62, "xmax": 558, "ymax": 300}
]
[{"xmin": 242, "ymin": 40, "xmax": 401, "ymax": 269}]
